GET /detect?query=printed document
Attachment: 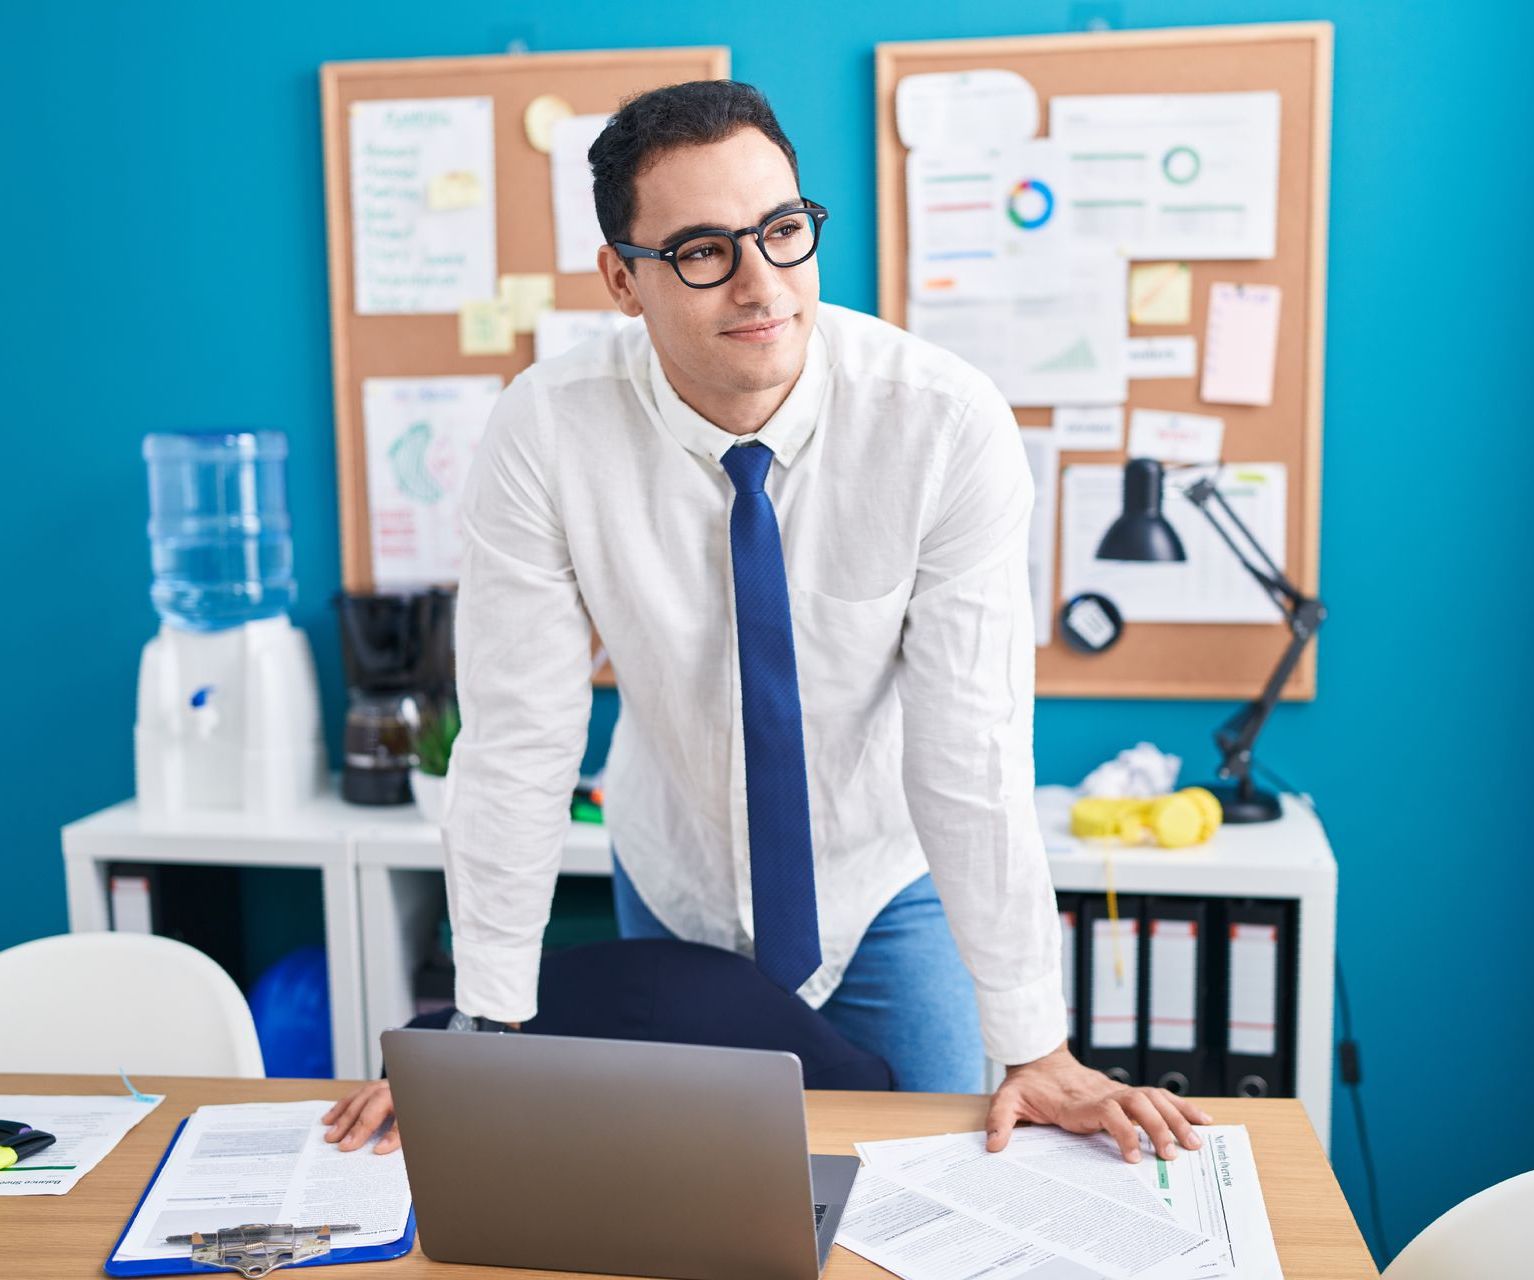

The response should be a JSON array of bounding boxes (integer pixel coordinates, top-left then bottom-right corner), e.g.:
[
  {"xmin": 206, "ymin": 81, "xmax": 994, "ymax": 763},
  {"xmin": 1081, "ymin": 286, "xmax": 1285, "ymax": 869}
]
[
  {"xmin": 840, "ymin": 1125, "xmax": 1281, "ymax": 1279},
  {"xmin": 111, "ymin": 1101, "xmax": 411, "ymax": 1263},
  {"xmin": 0, "ymin": 1093, "xmax": 163, "ymax": 1196}
]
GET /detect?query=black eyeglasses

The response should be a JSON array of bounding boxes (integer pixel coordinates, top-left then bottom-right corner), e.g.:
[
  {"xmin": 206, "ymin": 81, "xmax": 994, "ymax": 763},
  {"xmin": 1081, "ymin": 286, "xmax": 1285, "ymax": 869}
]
[{"xmin": 611, "ymin": 199, "xmax": 830, "ymax": 289}]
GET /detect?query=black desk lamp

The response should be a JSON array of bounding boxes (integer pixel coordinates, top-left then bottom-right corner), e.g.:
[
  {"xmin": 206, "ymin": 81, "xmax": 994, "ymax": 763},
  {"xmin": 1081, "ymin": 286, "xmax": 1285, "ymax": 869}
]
[{"xmin": 1096, "ymin": 458, "xmax": 1326, "ymax": 824}]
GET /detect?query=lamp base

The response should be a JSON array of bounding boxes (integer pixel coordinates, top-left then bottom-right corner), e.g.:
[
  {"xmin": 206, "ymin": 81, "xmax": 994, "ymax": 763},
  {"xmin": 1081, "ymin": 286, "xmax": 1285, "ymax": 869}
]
[{"xmin": 1202, "ymin": 780, "xmax": 1282, "ymax": 824}]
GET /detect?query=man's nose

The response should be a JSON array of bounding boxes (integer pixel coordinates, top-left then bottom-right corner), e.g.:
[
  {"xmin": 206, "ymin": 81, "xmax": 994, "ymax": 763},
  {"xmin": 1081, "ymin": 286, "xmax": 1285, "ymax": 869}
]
[{"xmin": 728, "ymin": 233, "xmax": 783, "ymax": 307}]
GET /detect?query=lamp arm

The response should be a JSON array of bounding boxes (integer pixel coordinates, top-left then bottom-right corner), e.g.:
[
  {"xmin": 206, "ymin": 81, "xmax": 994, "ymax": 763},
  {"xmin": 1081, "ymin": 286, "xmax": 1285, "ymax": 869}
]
[
  {"xmin": 1181, "ymin": 474, "xmax": 1326, "ymax": 790},
  {"xmin": 1182, "ymin": 475, "xmax": 1303, "ymax": 612}
]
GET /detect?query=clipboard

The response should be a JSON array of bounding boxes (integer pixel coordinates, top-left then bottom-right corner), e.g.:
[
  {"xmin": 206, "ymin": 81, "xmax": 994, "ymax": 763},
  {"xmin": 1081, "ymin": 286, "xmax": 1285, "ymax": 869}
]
[{"xmin": 105, "ymin": 1117, "xmax": 416, "ymax": 1276}]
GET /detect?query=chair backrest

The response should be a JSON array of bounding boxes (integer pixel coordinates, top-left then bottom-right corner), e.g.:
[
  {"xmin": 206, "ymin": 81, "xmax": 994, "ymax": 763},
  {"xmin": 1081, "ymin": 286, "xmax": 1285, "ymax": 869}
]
[
  {"xmin": 0, "ymin": 932, "xmax": 265, "ymax": 1077},
  {"xmin": 1382, "ymin": 1169, "xmax": 1534, "ymax": 1280},
  {"xmin": 407, "ymin": 939, "xmax": 894, "ymax": 1091}
]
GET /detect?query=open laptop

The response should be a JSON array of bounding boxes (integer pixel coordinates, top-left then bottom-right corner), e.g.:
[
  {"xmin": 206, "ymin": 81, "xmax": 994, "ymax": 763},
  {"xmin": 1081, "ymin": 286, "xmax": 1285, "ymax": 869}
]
[{"xmin": 382, "ymin": 1028, "xmax": 860, "ymax": 1279}]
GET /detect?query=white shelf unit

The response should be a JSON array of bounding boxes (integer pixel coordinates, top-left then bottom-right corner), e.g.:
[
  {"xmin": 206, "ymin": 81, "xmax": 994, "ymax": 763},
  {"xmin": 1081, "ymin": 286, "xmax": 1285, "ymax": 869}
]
[
  {"xmin": 61, "ymin": 782, "xmax": 1335, "ymax": 1150},
  {"xmin": 61, "ymin": 791, "xmax": 367, "ymax": 1078}
]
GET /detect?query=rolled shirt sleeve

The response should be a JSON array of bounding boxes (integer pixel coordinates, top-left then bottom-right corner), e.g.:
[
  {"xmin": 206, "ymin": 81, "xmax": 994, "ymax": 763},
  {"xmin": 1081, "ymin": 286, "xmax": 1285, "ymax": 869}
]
[
  {"xmin": 895, "ymin": 376, "xmax": 1068, "ymax": 1067},
  {"xmin": 442, "ymin": 375, "xmax": 593, "ymax": 1024}
]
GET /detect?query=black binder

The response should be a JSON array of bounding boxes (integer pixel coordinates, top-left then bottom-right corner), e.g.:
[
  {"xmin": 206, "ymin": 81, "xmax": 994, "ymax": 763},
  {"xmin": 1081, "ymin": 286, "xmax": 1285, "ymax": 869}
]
[
  {"xmin": 1142, "ymin": 897, "xmax": 1212, "ymax": 1097},
  {"xmin": 1081, "ymin": 894, "xmax": 1143, "ymax": 1085},
  {"xmin": 1220, "ymin": 898, "xmax": 1295, "ymax": 1097},
  {"xmin": 1056, "ymin": 892, "xmax": 1083, "ymax": 1054}
]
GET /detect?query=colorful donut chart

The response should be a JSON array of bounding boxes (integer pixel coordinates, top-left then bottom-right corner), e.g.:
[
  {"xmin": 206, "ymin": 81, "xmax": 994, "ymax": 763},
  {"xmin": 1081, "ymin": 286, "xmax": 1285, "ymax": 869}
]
[{"xmin": 1006, "ymin": 178, "xmax": 1055, "ymax": 230}]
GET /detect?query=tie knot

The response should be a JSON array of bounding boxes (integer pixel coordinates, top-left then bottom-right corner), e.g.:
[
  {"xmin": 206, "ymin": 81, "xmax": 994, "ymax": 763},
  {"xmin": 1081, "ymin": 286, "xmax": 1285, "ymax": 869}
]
[{"xmin": 721, "ymin": 443, "xmax": 774, "ymax": 495}]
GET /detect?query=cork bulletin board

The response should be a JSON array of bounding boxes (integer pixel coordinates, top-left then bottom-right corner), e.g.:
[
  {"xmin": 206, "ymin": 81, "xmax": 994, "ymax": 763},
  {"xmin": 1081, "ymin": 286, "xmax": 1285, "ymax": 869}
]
[
  {"xmin": 321, "ymin": 46, "xmax": 730, "ymax": 687},
  {"xmin": 877, "ymin": 23, "xmax": 1332, "ymax": 700}
]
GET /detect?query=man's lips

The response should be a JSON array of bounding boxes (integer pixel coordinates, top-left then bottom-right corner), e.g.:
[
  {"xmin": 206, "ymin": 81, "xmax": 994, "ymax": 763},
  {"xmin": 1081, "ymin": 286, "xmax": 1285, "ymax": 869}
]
[{"xmin": 721, "ymin": 316, "xmax": 793, "ymax": 341}]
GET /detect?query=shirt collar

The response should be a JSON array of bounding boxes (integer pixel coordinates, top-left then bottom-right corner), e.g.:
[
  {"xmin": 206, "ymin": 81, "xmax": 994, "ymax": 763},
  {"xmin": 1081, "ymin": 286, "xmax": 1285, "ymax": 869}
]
[{"xmin": 647, "ymin": 322, "xmax": 828, "ymax": 469}]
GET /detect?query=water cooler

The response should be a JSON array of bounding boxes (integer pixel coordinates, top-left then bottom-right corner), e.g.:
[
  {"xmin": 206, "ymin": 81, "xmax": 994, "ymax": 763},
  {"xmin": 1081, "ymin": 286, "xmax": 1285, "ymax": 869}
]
[{"xmin": 135, "ymin": 431, "xmax": 326, "ymax": 816}]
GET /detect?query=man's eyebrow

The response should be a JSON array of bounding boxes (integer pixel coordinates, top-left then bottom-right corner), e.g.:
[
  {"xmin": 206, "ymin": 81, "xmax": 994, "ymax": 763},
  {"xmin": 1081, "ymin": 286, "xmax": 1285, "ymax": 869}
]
[{"xmin": 655, "ymin": 198, "xmax": 804, "ymax": 247}]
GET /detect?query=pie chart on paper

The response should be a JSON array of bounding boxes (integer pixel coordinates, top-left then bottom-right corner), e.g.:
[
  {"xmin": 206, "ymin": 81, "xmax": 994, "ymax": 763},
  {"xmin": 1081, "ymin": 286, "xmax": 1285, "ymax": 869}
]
[{"xmin": 1007, "ymin": 178, "xmax": 1056, "ymax": 230}]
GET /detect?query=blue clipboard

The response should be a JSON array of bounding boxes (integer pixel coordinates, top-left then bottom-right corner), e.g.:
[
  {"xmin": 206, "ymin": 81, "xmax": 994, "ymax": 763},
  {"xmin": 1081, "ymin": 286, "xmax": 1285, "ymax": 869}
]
[{"xmin": 104, "ymin": 1117, "xmax": 416, "ymax": 1276}]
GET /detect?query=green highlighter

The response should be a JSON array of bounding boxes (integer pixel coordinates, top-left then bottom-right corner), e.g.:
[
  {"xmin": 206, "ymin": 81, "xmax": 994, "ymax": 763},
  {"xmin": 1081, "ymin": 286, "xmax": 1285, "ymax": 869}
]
[{"xmin": 0, "ymin": 1120, "xmax": 57, "ymax": 1170}]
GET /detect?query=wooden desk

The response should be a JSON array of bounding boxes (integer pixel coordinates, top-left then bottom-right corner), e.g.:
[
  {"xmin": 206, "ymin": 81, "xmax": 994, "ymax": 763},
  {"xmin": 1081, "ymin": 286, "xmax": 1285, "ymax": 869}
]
[{"xmin": 2, "ymin": 1075, "xmax": 1376, "ymax": 1278}]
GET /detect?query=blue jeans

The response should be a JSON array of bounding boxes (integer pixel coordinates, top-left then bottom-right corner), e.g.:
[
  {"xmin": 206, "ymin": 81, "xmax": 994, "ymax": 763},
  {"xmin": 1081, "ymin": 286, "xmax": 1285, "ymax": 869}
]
[{"xmin": 611, "ymin": 857, "xmax": 984, "ymax": 1093}]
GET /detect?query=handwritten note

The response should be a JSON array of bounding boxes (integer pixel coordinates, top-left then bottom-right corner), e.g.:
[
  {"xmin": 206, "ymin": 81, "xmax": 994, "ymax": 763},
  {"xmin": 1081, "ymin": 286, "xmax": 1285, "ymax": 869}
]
[
  {"xmin": 349, "ymin": 97, "xmax": 496, "ymax": 314},
  {"xmin": 1202, "ymin": 283, "xmax": 1282, "ymax": 405}
]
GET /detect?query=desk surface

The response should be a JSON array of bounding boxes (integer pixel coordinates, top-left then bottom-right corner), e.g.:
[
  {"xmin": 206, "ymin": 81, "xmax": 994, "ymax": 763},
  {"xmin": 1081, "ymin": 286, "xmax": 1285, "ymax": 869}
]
[{"xmin": 3, "ymin": 1074, "xmax": 1376, "ymax": 1279}]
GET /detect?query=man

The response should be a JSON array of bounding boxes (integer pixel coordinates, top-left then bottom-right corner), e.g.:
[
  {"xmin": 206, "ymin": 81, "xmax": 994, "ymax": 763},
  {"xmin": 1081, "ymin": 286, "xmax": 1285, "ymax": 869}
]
[{"xmin": 325, "ymin": 80, "xmax": 1208, "ymax": 1164}]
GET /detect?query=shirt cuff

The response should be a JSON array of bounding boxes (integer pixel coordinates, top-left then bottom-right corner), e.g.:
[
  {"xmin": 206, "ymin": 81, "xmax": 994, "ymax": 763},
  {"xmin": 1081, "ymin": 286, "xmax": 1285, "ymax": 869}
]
[
  {"xmin": 451, "ymin": 936, "xmax": 542, "ymax": 1026},
  {"xmin": 975, "ymin": 967, "xmax": 1070, "ymax": 1067}
]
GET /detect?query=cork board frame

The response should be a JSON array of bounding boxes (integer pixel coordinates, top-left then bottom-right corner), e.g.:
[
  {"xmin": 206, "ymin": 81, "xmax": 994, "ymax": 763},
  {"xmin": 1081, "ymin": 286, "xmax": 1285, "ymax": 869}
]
[
  {"xmin": 876, "ymin": 23, "xmax": 1332, "ymax": 700},
  {"xmin": 321, "ymin": 46, "xmax": 730, "ymax": 687}
]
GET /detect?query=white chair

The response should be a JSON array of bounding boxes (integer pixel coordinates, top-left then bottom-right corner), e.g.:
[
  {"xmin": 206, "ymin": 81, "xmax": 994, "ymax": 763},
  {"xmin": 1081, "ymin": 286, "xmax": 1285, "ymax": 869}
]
[
  {"xmin": 1382, "ymin": 1169, "xmax": 1534, "ymax": 1280},
  {"xmin": 0, "ymin": 932, "xmax": 265, "ymax": 1077}
]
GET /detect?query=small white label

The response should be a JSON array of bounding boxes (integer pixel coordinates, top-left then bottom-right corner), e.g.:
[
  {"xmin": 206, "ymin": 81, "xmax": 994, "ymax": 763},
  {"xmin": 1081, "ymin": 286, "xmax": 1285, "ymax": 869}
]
[{"xmin": 1126, "ymin": 335, "xmax": 1198, "ymax": 379}]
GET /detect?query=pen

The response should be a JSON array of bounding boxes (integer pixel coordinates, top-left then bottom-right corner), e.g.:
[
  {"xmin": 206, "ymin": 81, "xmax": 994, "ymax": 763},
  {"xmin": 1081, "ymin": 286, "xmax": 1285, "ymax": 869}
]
[
  {"xmin": 164, "ymin": 1223, "xmax": 361, "ymax": 1245},
  {"xmin": 0, "ymin": 1120, "xmax": 58, "ymax": 1170}
]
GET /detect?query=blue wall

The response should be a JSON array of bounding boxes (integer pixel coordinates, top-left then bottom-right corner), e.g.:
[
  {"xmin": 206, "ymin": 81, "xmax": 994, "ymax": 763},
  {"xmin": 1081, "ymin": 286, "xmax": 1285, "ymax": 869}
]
[{"xmin": 6, "ymin": 2, "xmax": 1530, "ymax": 1265}]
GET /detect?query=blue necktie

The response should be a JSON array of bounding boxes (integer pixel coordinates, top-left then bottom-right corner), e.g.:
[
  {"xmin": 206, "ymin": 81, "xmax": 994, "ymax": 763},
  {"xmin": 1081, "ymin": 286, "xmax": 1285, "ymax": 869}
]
[{"xmin": 719, "ymin": 443, "xmax": 821, "ymax": 993}]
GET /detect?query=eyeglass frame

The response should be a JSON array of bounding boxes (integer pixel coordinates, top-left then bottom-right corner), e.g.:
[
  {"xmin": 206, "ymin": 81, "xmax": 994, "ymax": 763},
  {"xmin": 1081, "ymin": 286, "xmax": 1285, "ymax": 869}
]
[{"xmin": 609, "ymin": 199, "xmax": 830, "ymax": 289}]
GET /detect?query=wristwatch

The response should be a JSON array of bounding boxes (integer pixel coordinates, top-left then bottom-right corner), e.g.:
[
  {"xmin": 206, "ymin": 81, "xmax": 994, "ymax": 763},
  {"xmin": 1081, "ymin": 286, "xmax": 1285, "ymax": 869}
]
[{"xmin": 446, "ymin": 1010, "xmax": 514, "ymax": 1033}]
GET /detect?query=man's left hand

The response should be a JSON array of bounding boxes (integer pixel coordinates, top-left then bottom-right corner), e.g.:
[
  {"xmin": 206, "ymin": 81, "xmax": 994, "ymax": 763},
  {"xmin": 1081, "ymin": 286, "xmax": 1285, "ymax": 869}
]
[{"xmin": 985, "ymin": 1042, "xmax": 1212, "ymax": 1163}]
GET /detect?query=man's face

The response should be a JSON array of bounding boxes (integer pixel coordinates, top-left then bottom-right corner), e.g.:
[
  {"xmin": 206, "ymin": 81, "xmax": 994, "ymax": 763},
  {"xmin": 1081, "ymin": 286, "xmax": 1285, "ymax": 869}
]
[{"xmin": 602, "ymin": 127, "xmax": 819, "ymax": 402}]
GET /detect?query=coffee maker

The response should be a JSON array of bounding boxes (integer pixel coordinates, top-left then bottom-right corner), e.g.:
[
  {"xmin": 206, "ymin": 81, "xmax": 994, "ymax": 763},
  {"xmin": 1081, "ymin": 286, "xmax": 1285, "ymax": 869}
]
[{"xmin": 334, "ymin": 588, "xmax": 455, "ymax": 805}]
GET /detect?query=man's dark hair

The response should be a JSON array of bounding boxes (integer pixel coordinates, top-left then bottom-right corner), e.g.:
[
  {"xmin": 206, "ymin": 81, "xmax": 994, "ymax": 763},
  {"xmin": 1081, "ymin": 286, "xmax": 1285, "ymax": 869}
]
[{"xmin": 589, "ymin": 80, "xmax": 799, "ymax": 245}]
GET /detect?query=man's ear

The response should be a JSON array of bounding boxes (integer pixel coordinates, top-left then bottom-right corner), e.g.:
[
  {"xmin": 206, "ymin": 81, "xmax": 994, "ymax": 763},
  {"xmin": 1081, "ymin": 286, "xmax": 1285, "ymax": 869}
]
[{"xmin": 597, "ymin": 244, "xmax": 644, "ymax": 318}]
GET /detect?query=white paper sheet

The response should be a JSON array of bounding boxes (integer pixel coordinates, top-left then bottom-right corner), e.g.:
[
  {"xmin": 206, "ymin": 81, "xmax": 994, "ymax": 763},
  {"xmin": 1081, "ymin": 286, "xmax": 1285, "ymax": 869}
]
[
  {"xmin": 906, "ymin": 141, "xmax": 1071, "ymax": 301},
  {"xmin": 362, "ymin": 375, "xmax": 504, "ymax": 587},
  {"xmin": 843, "ymin": 1130, "xmax": 1224, "ymax": 1280},
  {"xmin": 908, "ymin": 248, "xmax": 1128, "ymax": 406},
  {"xmin": 0, "ymin": 1093, "xmax": 163, "ymax": 1195},
  {"xmin": 550, "ymin": 113, "xmax": 609, "ymax": 275},
  {"xmin": 1019, "ymin": 429, "xmax": 1058, "ymax": 647},
  {"xmin": 1060, "ymin": 462, "xmax": 1287, "ymax": 623},
  {"xmin": 896, "ymin": 69, "xmax": 1039, "ymax": 151},
  {"xmin": 1051, "ymin": 92, "xmax": 1280, "ymax": 260},
  {"xmin": 110, "ymin": 1102, "xmax": 410, "ymax": 1263},
  {"xmin": 534, "ymin": 309, "xmax": 639, "ymax": 362},
  {"xmin": 1127, "ymin": 335, "xmax": 1199, "ymax": 380},
  {"xmin": 1201, "ymin": 284, "xmax": 1282, "ymax": 406},
  {"xmin": 1128, "ymin": 409, "xmax": 1225, "ymax": 466},
  {"xmin": 1055, "ymin": 405, "xmax": 1126, "ymax": 452},
  {"xmin": 349, "ymin": 97, "xmax": 497, "ymax": 314}
]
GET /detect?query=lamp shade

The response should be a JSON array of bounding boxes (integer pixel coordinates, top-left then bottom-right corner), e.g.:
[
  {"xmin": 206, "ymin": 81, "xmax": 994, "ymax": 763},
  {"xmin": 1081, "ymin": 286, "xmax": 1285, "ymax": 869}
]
[{"xmin": 1096, "ymin": 458, "xmax": 1187, "ymax": 562}]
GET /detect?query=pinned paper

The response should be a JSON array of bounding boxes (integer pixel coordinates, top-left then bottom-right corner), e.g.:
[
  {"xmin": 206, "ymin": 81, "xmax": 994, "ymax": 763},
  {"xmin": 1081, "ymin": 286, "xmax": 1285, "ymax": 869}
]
[
  {"xmin": 1128, "ymin": 408, "xmax": 1225, "ymax": 465},
  {"xmin": 1129, "ymin": 262, "xmax": 1192, "ymax": 325},
  {"xmin": 524, "ymin": 93, "xmax": 575, "ymax": 154},
  {"xmin": 1126, "ymin": 335, "xmax": 1198, "ymax": 380},
  {"xmin": 427, "ymin": 170, "xmax": 485, "ymax": 211},
  {"xmin": 499, "ymin": 273, "xmax": 555, "ymax": 333},
  {"xmin": 349, "ymin": 96, "xmax": 497, "ymax": 314},
  {"xmin": 1053, "ymin": 405, "xmax": 1125, "ymax": 452},
  {"xmin": 896, "ymin": 69, "xmax": 1039, "ymax": 151},
  {"xmin": 458, "ymin": 299, "xmax": 514, "ymax": 355},
  {"xmin": 1202, "ymin": 282, "xmax": 1282, "ymax": 406},
  {"xmin": 550, "ymin": 114, "xmax": 610, "ymax": 274},
  {"xmin": 535, "ymin": 309, "xmax": 638, "ymax": 361}
]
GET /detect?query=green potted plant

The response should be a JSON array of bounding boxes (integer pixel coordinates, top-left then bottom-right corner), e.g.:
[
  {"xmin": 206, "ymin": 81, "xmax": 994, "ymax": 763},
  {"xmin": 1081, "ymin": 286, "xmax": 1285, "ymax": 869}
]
[{"xmin": 410, "ymin": 699, "xmax": 459, "ymax": 825}]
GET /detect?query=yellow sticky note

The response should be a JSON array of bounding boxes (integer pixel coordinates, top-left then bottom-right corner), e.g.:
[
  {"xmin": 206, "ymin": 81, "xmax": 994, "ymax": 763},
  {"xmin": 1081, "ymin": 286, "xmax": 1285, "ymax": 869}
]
[
  {"xmin": 524, "ymin": 93, "xmax": 574, "ymax": 154},
  {"xmin": 459, "ymin": 299, "xmax": 514, "ymax": 355},
  {"xmin": 427, "ymin": 170, "xmax": 485, "ymax": 211},
  {"xmin": 498, "ymin": 274, "xmax": 555, "ymax": 334},
  {"xmin": 1129, "ymin": 262, "xmax": 1193, "ymax": 326}
]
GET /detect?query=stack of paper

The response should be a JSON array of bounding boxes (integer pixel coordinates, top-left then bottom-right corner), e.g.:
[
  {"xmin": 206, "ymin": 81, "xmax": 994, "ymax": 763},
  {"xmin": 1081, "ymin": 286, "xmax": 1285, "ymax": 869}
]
[
  {"xmin": 0, "ymin": 1093, "xmax": 164, "ymax": 1196},
  {"xmin": 109, "ymin": 1101, "xmax": 411, "ymax": 1265},
  {"xmin": 836, "ymin": 1125, "xmax": 1281, "ymax": 1279}
]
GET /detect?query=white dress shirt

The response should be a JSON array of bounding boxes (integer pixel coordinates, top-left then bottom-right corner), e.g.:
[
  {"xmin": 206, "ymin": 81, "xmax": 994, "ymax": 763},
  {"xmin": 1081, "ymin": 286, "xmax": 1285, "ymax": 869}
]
[{"xmin": 443, "ymin": 301, "xmax": 1066, "ymax": 1065}]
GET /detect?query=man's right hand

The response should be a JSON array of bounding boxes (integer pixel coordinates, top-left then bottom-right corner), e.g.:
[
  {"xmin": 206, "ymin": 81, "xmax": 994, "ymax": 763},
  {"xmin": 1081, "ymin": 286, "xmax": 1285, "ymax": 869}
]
[{"xmin": 323, "ymin": 1081, "xmax": 398, "ymax": 1155}]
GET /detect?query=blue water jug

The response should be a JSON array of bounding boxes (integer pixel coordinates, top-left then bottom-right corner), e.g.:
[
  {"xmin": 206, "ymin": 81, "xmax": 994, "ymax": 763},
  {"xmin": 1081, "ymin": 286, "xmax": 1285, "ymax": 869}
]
[{"xmin": 143, "ymin": 431, "xmax": 296, "ymax": 631}]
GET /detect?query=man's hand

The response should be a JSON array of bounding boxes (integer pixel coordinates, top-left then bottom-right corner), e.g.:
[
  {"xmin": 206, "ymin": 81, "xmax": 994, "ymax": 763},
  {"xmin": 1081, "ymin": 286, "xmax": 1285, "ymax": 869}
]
[
  {"xmin": 322, "ymin": 1081, "xmax": 399, "ymax": 1155},
  {"xmin": 985, "ymin": 1042, "xmax": 1212, "ymax": 1163}
]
